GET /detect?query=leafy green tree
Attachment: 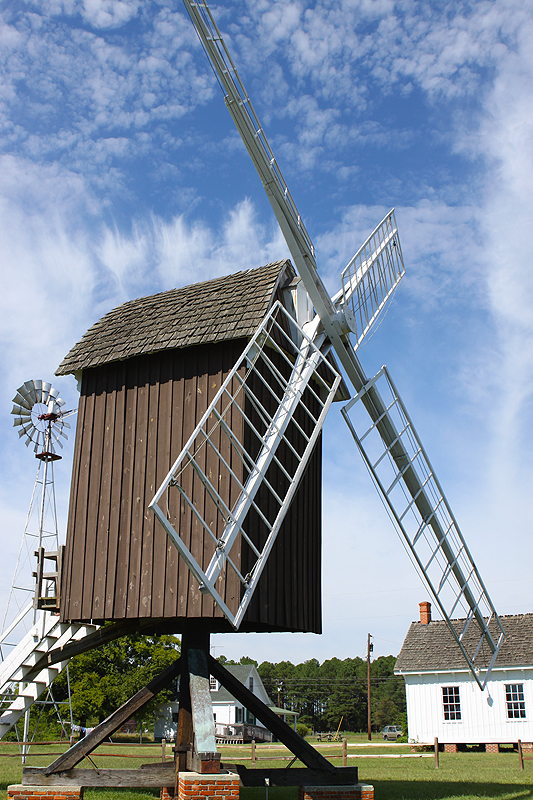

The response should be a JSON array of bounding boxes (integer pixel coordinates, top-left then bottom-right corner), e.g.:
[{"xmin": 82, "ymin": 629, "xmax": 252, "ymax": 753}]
[
  {"xmin": 52, "ymin": 629, "xmax": 180, "ymax": 729},
  {"xmin": 372, "ymin": 697, "xmax": 400, "ymax": 731}
]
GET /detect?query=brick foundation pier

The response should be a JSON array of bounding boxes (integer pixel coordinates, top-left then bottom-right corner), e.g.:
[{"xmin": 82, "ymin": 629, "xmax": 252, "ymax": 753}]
[
  {"xmin": 7, "ymin": 787, "xmax": 84, "ymax": 800},
  {"xmin": 160, "ymin": 771, "xmax": 240, "ymax": 800},
  {"xmin": 298, "ymin": 783, "xmax": 374, "ymax": 800},
  {"xmin": 444, "ymin": 744, "xmax": 458, "ymax": 753}
]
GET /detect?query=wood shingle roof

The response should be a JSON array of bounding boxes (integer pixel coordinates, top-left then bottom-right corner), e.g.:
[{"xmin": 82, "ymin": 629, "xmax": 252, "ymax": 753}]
[
  {"xmin": 56, "ymin": 260, "xmax": 292, "ymax": 375},
  {"xmin": 395, "ymin": 614, "xmax": 533, "ymax": 673}
]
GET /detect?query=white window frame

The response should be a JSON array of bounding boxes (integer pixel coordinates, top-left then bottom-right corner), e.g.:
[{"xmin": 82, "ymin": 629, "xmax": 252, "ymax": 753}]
[
  {"xmin": 505, "ymin": 683, "xmax": 526, "ymax": 720},
  {"xmin": 442, "ymin": 686, "xmax": 461, "ymax": 721}
]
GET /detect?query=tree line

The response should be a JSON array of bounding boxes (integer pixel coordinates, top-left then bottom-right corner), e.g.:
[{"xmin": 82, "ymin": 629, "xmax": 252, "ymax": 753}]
[
  {"xmin": 221, "ymin": 653, "xmax": 406, "ymax": 733},
  {"xmin": 6, "ymin": 632, "xmax": 405, "ymax": 739}
]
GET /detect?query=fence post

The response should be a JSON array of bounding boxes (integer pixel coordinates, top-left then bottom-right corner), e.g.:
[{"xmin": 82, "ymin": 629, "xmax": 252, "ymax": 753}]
[
  {"xmin": 434, "ymin": 737, "xmax": 439, "ymax": 769},
  {"xmin": 162, "ymin": 738, "xmax": 166, "ymax": 762},
  {"xmin": 519, "ymin": 739, "xmax": 524, "ymax": 771},
  {"xmin": 343, "ymin": 737, "xmax": 347, "ymax": 766},
  {"xmin": 251, "ymin": 739, "xmax": 256, "ymax": 765}
]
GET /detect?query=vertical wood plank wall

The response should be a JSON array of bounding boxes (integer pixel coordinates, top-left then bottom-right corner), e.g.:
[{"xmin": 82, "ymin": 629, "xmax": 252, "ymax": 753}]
[{"xmin": 60, "ymin": 339, "xmax": 322, "ymax": 633}]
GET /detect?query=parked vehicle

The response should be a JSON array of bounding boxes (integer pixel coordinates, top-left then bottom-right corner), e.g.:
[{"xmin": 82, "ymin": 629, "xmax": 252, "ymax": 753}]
[{"xmin": 382, "ymin": 725, "xmax": 403, "ymax": 740}]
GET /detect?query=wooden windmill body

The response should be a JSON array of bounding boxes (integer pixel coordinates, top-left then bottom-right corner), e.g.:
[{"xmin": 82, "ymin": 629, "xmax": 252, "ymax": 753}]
[
  {"xmin": 56, "ymin": 260, "xmax": 343, "ymax": 635},
  {"xmin": 33, "ymin": 259, "xmax": 350, "ymax": 786}
]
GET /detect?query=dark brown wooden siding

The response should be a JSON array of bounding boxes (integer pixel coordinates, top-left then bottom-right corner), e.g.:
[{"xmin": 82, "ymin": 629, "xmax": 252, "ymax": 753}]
[{"xmin": 60, "ymin": 340, "xmax": 322, "ymax": 633}]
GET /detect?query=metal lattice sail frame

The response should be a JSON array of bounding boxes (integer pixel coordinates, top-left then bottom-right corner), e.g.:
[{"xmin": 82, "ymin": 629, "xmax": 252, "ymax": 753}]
[
  {"xmin": 342, "ymin": 368, "xmax": 505, "ymax": 689},
  {"xmin": 149, "ymin": 0, "xmax": 507, "ymax": 686},
  {"xmin": 150, "ymin": 302, "xmax": 341, "ymax": 628},
  {"xmin": 339, "ymin": 210, "xmax": 405, "ymax": 349}
]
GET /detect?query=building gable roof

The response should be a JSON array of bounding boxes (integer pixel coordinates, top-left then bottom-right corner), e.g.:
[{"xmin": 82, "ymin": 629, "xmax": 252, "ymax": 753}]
[
  {"xmin": 395, "ymin": 613, "xmax": 533, "ymax": 674},
  {"xmin": 56, "ymin": 260, "xmax": 292, "ymax": 376},
  {"xmin": 210, "ymin": 664, "xmax": 272, "ymax": 705}
]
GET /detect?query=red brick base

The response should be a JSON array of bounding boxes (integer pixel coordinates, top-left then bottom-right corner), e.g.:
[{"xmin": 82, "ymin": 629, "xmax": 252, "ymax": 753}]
[
  {"xmin": 7, "ymin": 787, "xmax": 83, "ymax": 800},
  {"xmin": 444, "ymin": 744, "xmax": 458, "ymax": 753},
  {"xmin": 521, "ymin": 742, "xmax": 533, "ymax": 754},
  {"xmin": 160, "ymin": 771, "xmax": 240, "ymax": 800},
  {"xmin": 298, "ymin": 783, "xmax": 374, "ymax": 800},
  {"xmin": 486, "ymin": 743, "xmax": 500, "ymax": 753}
]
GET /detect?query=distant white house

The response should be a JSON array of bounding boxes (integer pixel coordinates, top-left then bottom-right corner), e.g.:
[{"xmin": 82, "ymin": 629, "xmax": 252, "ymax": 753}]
[
  {"xmin": 154, "ymin": 663, "xmax": 273, "ymax": 743},
  {"xmin": 395, "ymin": 602, "xmax": 533, "ymax": 752}
]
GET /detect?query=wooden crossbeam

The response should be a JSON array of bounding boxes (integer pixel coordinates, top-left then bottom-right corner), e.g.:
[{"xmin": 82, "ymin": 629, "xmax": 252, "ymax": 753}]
[
  {"xmin": 24, "ymin": 764, "xmax": 175, "ymax": 788},
  {"xmin": 208, "ymin": 655, "xmax": 335, "ymax": 773},
  {"xmin": 227, "ymin": 766, "xmax": 359, "ymax": 787},
  {"xmin": 23, "ymin": 765, "xmax": 360, "ymax": 789}
]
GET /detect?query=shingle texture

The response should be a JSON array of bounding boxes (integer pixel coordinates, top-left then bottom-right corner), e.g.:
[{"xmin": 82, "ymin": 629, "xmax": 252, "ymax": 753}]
[
  {"xmin": 56, "ymin": 261, "xmax": 291, "ymax": 376},
  {"xmin": 395, "ymin": 614, "xmax": 533, "ymax": 673}
]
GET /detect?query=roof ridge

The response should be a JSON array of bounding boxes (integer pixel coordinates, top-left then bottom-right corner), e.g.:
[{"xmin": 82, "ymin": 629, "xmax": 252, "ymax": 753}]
[
  {"xmin": 395, "ymin": 612, "xmax": 533, "ymax": 673},
  {"xmin": 56, "ymin": 260, "xmax": 293, "ymax": 376}
]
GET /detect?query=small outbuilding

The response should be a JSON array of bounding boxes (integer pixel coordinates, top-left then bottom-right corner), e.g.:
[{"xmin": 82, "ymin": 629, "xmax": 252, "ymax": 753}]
[{"xmin": 395, "ymin": 602, "xmax": 533, "ymax": 752}]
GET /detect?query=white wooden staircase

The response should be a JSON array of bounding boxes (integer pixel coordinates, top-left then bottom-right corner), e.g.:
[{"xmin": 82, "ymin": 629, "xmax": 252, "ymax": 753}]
[{"xmin": 0, "ymin": 611, "xmax": 97, "ymax": 739}]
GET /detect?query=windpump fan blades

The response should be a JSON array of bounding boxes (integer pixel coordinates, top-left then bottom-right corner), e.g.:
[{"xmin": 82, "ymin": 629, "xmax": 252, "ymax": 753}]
[{"xmin": 11, "ymin": 380, "xmax": 72, "ymax": 459}]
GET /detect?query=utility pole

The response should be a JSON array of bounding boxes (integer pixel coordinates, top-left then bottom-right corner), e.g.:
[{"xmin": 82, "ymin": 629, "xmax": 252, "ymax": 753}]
[{"xmin": 367, "ymin": 633, "xmax": 373, "ymax": 741}]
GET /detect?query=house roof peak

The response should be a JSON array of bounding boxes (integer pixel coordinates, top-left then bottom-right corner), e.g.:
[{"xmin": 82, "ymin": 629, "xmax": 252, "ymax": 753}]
[{"xmin": 395, "ymin": 612, "xmax": 533, "ymax": 674}]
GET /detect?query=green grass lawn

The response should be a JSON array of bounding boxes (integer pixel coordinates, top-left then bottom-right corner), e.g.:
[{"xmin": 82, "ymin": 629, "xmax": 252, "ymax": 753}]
[{"xmin": 2, "ymin": 741, "xmax": 533, "ymax": 800}]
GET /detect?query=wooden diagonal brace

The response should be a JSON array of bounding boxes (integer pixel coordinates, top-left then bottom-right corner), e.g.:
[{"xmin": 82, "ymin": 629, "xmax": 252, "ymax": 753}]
[
  {"xmin": 43, "ymin": 657, "xmax": 181, "ymax": 775},
  {"xmin": 208, "ymin": 655, "xmax": 335, "ymax": 773}
]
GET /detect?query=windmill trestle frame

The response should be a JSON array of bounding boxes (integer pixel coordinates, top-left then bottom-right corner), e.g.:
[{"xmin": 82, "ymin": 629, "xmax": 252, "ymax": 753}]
[{"xmin": 22, "ymin": 624, "xmax": 360, "ymax": 792}]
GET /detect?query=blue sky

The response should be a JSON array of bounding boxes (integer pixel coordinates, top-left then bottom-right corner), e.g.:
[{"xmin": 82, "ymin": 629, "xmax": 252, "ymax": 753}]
[{"xmin": 1, "ymin": 0, "xmax": 533, "ymax": 666}]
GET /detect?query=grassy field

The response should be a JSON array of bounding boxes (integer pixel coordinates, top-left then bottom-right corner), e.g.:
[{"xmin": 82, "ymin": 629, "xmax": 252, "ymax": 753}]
[{"xmin": 2, "ymin": 739, "xmax": 533, "ymax": 800}]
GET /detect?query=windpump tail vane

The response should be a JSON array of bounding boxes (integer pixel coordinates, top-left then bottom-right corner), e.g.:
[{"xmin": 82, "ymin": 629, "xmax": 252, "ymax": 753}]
[
  {"xmin": 150, "ymin": 301, "xmax": 341, "ymax": 629},
  {"xmin": 342, "ymin": 366, "xmax": 505, "ymax": 689}
]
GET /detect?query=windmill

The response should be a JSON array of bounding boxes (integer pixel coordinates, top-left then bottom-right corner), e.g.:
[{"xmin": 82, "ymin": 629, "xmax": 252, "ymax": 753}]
[
  {"xmin": 4, "ymin": 379, "xmax": 72, "ymax": 636},
  {"xmin": 0, "ymin": 382, "xmax": 97, "ymax": 754},
  {"xmin": 12, "ymin": 1, "xmax": 507, "ymax": 793},
  {"xmin": 148, "ymin": 0, "xmax": 505, "ymax": 690}
]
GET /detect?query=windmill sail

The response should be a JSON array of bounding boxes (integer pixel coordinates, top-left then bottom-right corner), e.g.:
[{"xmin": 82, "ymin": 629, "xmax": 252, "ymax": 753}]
[
  {"xmin": 150, "ymin": 302, "xmax": 340, "ymax": 628},
  {"xmin": 342, "ymin": 367, "xmax": 504, "ymax": 689},
  {"xmin": 170, "ymin": 0, "xmax": 505, "ymax": 684},
  {"xmin": 334, "ymin": 210, "xmax": 405, "ymax": 349}
]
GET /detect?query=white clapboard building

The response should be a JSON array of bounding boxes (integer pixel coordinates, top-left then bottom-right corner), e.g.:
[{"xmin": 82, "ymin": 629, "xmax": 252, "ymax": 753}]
[{"xmin": 395, "ymin": 602, "xmax": 533, "ymax": 752}]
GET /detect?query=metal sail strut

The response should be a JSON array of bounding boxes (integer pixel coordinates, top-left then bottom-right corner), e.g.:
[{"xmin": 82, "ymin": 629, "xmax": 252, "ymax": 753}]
[{"xmin": 150, "ymin": 303, "xmax": 341, "ymax": 629}]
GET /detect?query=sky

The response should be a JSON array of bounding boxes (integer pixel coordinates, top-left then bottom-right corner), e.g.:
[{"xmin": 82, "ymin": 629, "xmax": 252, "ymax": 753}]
[{"xmin": 1, "ymin": 0, "xmax": 533, "ymax": 669}]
